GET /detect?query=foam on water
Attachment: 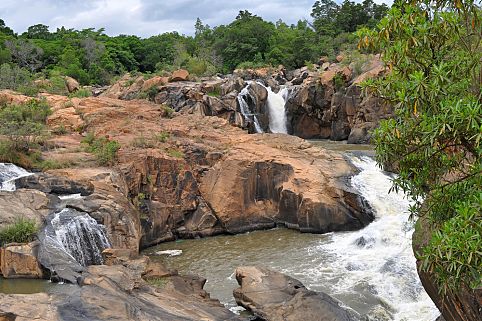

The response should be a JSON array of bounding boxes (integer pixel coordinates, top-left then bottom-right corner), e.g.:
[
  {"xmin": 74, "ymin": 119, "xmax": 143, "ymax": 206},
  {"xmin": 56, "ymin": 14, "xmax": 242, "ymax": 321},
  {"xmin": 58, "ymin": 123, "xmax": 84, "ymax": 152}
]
[
  {"xmin": 312, "ymin": 156, "xmax": 439, "ymax": 321},
  {"xmin": 266, "ymin": 86, "xmax": 288, "ymax": 134},
  {"xmin": 154, "ymin": 249, "xmax": 183, "ymax": 257},
  {"xmin": 48, "ymin": 208, "xmax": 111, "ymax": 266},
  {"xmin": 0, "ymin": 163, "xmax": 32, "ymax": 191}
]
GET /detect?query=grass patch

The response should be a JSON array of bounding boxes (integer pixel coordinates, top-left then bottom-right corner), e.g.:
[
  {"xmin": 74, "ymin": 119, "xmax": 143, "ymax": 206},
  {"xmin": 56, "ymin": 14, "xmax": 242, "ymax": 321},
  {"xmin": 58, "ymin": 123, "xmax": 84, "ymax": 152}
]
[
  {"xmin": 0, "ymin": 218, "xmax": 38, "ymax": 246},
  {"xmin": 207, "ymin": 86, "xmax": 221, "ymax": 98},
  {"xmin": 52, "ymin": 125, "xmax": 68, "ymax": 135},
  {"xmin": 156, "ymin": 131, "xmax": 170, "ymax": 143},
  {"xmin": 146, "ymin": 277, "xmax": 170, "ymax": 288},
  {"xmin": 82, "ymin": 132, "xmax": 120, "ymax": 166},
  {"xmin": 161, "ymin": 105, "xmax": 175, "ymax": 118},
  {"xmin": 166, "ymin": 148, "xmax": 184, "ymax": 159},
  {"xmin": 68, "ymin": 88, "xmax": 91, "ymax": 99}
]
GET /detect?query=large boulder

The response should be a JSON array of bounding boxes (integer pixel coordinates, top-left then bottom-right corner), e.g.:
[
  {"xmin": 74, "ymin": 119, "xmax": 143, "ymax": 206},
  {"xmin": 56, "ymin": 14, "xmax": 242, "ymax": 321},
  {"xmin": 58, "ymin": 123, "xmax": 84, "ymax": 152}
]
[
  {"xmin": 234, "ymin": 266, "xmax": 360, "ymax": 321},
  {"xmin": 47, "ymin": 106, "xmax": 84, "ymax": 133},
  {"xmin": 64, "ymin": 77, "xmax": 79, "ymax": 93},
  {"xmin": 199, "ymin": 134, "xmax": 374, "ymax": 234},
  {"xmin": 0, "ymin": 242, "xmax": 44, "ymax": 279},
  {"xmin": 284, "ymin": 55, "xmax": 392, "ymax": 143},
  {"xmin": 169, "ymin": 69, "xmax": 190, "ymax": 82},
  {"xmin": 0, "ymin": 189, "xmax": 56, "ymax": 227},
  {"xmin": 141, "ymin": 76, "xmax": 168, "ymax": 91}
]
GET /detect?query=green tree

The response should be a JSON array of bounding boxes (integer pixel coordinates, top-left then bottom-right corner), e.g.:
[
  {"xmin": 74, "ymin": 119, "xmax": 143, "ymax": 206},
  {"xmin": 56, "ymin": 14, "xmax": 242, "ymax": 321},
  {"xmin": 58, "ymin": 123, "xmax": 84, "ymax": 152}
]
[
  {"xmin": 358, "ymin": 0, "xmax": 481, "ymax": 293},
  {"xmin": 0, "ymin": 19, "xmax": 14, "ymax": 36},
  {"xmin": 214, "ymin": 11, "xmax": 275, "ymax": 70},
  {"xmin": 25, "ymin": 24, "xmax": 52, "ymax": 40}
]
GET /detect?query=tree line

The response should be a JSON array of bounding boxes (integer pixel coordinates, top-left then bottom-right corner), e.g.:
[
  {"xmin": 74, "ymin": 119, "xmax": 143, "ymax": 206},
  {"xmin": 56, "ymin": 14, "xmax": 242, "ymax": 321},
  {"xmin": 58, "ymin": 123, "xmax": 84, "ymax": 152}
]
[{"xmin": 0, "ymin": 0, "xmax": 388, "ymax": 88}]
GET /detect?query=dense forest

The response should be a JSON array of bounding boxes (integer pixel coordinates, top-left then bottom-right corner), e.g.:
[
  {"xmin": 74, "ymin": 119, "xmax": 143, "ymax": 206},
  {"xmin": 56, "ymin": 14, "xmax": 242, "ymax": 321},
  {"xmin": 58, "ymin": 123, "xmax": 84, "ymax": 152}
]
[{"xmin": 0, "ymin": 0, "xmax": 388, "ymax": 90}]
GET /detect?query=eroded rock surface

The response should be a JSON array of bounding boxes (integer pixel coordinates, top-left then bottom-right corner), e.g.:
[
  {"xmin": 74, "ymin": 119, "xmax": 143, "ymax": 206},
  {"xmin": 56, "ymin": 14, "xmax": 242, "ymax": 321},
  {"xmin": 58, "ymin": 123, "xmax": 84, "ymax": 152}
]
[
  {"xmin": 0, "ymin": 257, "xmax": 243, "ymax": 321},
  {"xmin": 0, "ymin": 242, "xmax": 44, "ymax": 278},
  {"xmin": 233, "ymin": 266, "xmax": 360, "ymax": 321}
]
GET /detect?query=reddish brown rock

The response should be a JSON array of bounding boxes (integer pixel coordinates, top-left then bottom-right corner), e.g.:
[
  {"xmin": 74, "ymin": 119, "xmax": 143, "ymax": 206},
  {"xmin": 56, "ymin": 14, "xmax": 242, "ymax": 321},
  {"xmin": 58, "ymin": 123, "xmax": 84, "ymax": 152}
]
[
  {"xmin": 64, "ymin": 76, "xmax": 80, "ymax": 93},
  {"xmin": 169, "ymin": 69, "xmax": 190, "ymax": 82},
  {"xmin": 0, "ymin": 242, "xmax": 44, "ymax": 279},
  {"xmin": 141, "ymin": 76, "xmax": 167, "ymax": 91}
]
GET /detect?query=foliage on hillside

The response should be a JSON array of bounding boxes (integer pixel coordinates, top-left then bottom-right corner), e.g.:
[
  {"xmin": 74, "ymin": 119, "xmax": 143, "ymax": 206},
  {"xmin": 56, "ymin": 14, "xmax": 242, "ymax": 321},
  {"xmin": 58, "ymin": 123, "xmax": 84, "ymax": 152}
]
[
  {"xmin": 0, "ymin": 1, "xmax": 388, "ymax": 89},
  {"xmin": 358, "ymin": 0, "xmax": 481, "ymax": 293},
  {"xmin": 0, "ymin": 98, "xmax": 51, "ymax": 167}
]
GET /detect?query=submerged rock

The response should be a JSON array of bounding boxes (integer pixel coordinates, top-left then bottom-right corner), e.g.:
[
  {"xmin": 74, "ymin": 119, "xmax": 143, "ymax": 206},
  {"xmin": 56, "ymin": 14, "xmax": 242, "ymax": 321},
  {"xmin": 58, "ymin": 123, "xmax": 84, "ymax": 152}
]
[{"xmin": 233, "ymin": 266, "xmax": 360, "ymax": 321}]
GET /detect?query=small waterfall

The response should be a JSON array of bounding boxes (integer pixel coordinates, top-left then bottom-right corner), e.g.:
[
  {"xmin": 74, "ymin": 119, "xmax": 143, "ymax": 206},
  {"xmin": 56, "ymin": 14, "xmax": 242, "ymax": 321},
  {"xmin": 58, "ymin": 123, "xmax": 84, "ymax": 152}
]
[
  {"xmin": 237, "ymin": 83, "xmax": 264, "ymax": 133},
  {"xmin": 38, "ymin": 208, "xmax": 111, "ymax": 282},
  {"xmin": 48, "ymin": 208, "xmax": 111, "ymax": 266},
  {"xmin": 0, "ymin": 163, "xmax": 32, "ymax": 191},
  {"xmin": 266, "ymin": 86, "xmax": 288, "ymax": 134}
]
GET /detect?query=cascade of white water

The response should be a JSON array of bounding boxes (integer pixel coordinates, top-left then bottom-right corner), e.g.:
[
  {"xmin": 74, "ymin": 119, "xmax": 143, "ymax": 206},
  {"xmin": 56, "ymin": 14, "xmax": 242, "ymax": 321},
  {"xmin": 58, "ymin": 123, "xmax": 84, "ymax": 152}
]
[
  {"xmin": 47, "ymin": 208, "xmax": 111, "ymax": 266},
  {"xmin": 315, "ymin": 155, "xmax": 439, "ymax": 321},
  {"xmin": 237, "ymin": 84, "xmax": 263, "ymax": 133},
  {"xmin": 266, "ymin": 86, "xmax": 288, "ymax": 134},
  {"xmin": 0, "ymin": 163, "xmax": 32, "ymax": 191}
]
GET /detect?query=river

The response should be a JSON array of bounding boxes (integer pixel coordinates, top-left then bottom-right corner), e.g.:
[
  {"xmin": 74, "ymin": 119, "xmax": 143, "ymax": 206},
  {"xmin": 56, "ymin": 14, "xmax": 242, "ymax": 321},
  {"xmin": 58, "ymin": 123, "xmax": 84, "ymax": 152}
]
[{"xmin": 144, "ymin": 142, "xmax": 439, "ymax": 321}]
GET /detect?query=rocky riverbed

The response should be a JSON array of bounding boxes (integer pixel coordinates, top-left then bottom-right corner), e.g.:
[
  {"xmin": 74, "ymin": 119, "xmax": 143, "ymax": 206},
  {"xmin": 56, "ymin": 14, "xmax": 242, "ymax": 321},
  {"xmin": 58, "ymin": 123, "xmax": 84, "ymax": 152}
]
[{"xmin": 0, "ymin": 60, "xmax": 476, "ymax": 320}]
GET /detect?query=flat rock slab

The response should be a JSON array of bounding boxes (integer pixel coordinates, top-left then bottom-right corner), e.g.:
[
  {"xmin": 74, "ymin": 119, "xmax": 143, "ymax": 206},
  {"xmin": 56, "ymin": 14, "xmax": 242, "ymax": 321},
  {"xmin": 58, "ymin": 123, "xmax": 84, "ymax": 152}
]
[
  {"xmin": 0, "ymin": 261, "xmax": 243, "ymax": 321},
  {"xmin": 234, "ymin": 266, "xmax": 360, "ymax": 321}
]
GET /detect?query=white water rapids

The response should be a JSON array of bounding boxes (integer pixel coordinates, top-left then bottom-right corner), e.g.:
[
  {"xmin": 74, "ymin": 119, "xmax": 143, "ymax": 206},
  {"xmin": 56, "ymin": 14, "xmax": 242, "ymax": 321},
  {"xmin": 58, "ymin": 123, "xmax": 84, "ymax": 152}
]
[
  {"xmin": 313, "ymin": 155, "xmax": 439, "ymax": 320},
  {"xmin": 0, "ymin": 163, "xmax": 32, "ymax": 191}
]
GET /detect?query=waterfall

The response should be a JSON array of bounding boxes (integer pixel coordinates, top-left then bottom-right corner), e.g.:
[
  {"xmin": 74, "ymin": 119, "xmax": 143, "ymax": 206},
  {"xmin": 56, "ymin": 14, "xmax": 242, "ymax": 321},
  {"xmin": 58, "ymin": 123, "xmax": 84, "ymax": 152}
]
[
  {"xmin": 266, "ymin": 86, "xmax": 288, "ymax": 134},
  {"xmin": 38, "ymin": 208, "xmax": 111, "ymax": 282},
  {"xmin": 237, "ymin": 83, "xmax": 264, "ymax": 133},
  {"xmin": 315, "ymin": 155, "xmax": 439, "ymax": 321},
  {"xmin": 48, "ymin": 208, "xmax": 111, "ymax": 266},
  {"xmin": 0, "ymin": 163, "xmax": 32, "ymax": 191}
]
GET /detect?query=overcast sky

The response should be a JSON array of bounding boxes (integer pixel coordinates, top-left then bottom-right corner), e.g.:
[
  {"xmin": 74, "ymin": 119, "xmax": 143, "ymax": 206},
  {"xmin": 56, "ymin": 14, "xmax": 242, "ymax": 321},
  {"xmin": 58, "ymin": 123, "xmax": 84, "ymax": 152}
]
[{"xmin": 0, "ymin": 0, "xmax": 392, "ymax": 38}]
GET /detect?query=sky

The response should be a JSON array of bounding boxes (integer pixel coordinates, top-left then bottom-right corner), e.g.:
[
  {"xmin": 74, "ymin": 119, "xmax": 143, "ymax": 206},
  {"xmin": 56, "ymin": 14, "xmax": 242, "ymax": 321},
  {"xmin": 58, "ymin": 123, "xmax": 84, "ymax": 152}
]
[{"xmin": 0, "ymin": 0, "xmax": 392, "ymax": 38}]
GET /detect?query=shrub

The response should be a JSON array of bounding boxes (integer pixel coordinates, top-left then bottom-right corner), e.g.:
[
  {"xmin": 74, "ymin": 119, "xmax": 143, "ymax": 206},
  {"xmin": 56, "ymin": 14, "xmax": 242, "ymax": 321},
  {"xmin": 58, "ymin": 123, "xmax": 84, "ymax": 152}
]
[
  {"xmin": 46, "ymin": 72, "xmax": 69, "ymax": 95},
  {"xmin": 82, "ymin": 133, "xmax": 120, "ymax": 165},
  {"xmin": 52, "ymin": 125, "xmax": 67, "ymax": 135},
  {"xmin": 333, "ymin": 73, "xmax": 345, "ymax": 92},
  {"xmin": 68, "ymin": 88, "xmax": 91, "ymax": 98},
  {"xmin": 0, "ymin": 98, "xmax": 51, "ymax": 152},
  {"xmin": 0, "ymin": 218, "xmax": 38, "ymax": 246},
  {"xmin": 156, "ymin": 131, "xmax": 170, "ymax": 143},
  {"xmin": 166, "ymin": 148, "xmax": 184, "ymax": 159},
  {"xmin": 146, "ymin": 277, "xmax": 169, "ymax": 288},
  {"xmin": 236, "ymin": 61, "xmax": 271, "ymax": 70},
  {"xmin": 0, "ymin": 63, "xmax": 32, "ymax": 91},
  {"xmin": 146, "ymin": 86, "xmax": 158, "ymax": 101},
  {"xmin": 161, "ymin": 105, "xmax": 175, "ymax": 118}
]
